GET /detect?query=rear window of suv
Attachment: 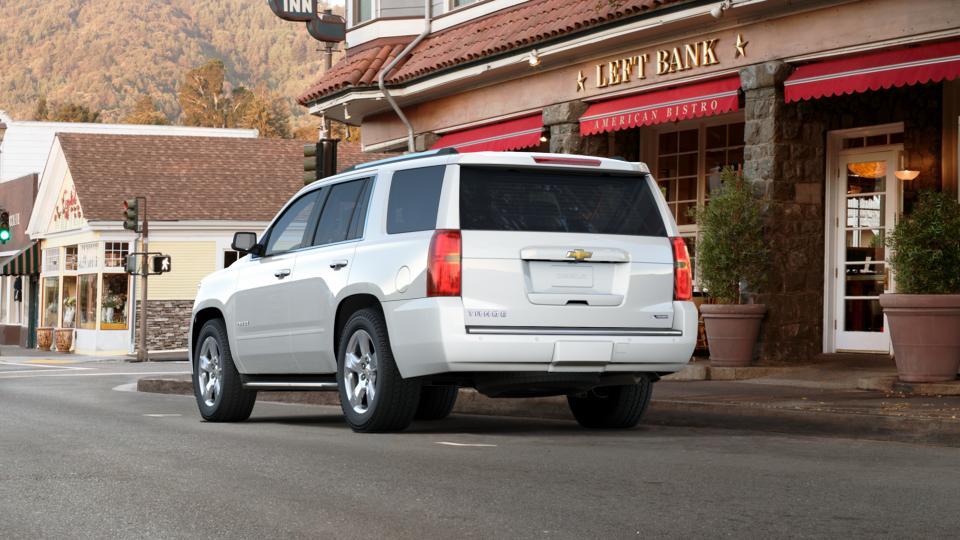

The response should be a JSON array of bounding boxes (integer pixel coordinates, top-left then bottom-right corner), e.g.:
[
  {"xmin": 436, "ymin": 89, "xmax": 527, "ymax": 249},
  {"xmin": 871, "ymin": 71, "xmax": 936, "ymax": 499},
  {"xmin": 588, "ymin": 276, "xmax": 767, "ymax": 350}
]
[
  {"xmin": 459, "ymin": 167, "xmax": 668, "ymax": 237},
  {"xmin": 387, "ymin": 166, "xmax": 445, "ymax": 234}
]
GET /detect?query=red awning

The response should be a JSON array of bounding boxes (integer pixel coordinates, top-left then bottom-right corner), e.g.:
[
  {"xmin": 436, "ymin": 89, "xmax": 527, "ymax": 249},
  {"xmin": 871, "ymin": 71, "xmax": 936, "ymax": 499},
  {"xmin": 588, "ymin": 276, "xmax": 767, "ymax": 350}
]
[
  {"xmin": 432, "ymin": 114, "xmax": 543, "ymax": 152},
  {"xmin": 579, "ymin": 77, "xmax": 740, "ymax": 136},
  {"xmin": 785, "ymin": 40, "xmax": 960, "ymax": 103}
]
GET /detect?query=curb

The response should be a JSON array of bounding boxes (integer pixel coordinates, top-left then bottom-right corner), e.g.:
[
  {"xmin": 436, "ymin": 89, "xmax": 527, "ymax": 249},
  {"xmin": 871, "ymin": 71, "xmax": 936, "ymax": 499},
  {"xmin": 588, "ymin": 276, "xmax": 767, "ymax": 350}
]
[
  {"xmin": 137, "ymin": 377, "xmax": 960, "ymax": 446},
  {"xmin": 857, "ymin": 375, "xmax": 960, "ymax": 396}
]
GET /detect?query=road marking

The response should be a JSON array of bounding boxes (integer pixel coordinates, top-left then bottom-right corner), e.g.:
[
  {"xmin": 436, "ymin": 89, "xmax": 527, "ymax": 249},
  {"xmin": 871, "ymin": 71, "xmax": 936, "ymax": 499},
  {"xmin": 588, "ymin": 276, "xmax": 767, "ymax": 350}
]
[
  {"xmin": 20, "ymin": 359, "xmax": 78, "ymax": 365},
  {"xmin": 0, "ymin": 370, "xmax": 190, "ymax": 380},
  {"xmin": 435, "ymin": 441, "xmax": 497, "ymax": 448},
  {"xmin": 143, "ymin": 413, "xmax": 182, "ymax": 418},
  {"xmin": 0, "ymin": 360, "xmax": 87, "ymax": 370}
]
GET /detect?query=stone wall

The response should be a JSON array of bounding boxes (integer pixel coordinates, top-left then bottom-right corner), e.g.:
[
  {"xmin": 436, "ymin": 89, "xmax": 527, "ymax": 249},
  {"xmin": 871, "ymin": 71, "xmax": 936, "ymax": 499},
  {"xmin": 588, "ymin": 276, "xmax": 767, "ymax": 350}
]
[
  {"xmin": 741, "ymin": 61, "xmax": 943, "ymax": 362},
  {"xmin": 133, "ymin": 299, "xmax": 192, "ymax": 351}
]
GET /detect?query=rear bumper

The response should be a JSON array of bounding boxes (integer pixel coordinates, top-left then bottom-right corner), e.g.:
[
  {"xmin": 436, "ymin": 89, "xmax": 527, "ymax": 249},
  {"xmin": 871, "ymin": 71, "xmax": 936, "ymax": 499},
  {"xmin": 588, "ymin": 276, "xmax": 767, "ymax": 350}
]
[{"xmin": 382, "ymin": 297, "xmax": 697, "ymax": 378}]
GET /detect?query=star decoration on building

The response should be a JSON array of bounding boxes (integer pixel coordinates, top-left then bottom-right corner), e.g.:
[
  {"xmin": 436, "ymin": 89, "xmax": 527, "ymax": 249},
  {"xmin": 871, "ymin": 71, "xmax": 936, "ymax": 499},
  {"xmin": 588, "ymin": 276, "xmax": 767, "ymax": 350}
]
[
  {"xmin": 735, "ymin": 34, "xmax": 749, "ymax": 58},
  {"xmin": 576, "ymin": 70, "xmax": 587, "ymax": 92}
]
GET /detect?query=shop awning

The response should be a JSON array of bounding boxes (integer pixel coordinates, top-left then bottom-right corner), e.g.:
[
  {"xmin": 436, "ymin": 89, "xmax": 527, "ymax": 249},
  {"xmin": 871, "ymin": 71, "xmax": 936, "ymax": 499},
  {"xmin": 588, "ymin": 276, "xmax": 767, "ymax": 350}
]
[
  {"xmin": 785, "ymin": 40, "xmax": 960, "ymax": 103},
  {"xmin": 1, "ymin": 242, "xmax": 40, "ymax": 276},
  {"xmin": 431, "ymin": 114, "xmax": 544, "ymax": 152},
  {"xmin": 579, "ymin": 76, "xmax": 741, "ymax": 136}
]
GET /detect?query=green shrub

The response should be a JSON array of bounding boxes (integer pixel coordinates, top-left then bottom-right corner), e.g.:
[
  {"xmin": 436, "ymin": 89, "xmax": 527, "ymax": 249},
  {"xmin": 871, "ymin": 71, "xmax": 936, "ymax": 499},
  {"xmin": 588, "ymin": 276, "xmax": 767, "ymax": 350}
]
[
  {"xmin": 887, "ymin": 190, "xmax": 960, "ymax": 294},
  {"xmin": 694, "ymin": 168, "xmax": 768, "ymax": 304}
]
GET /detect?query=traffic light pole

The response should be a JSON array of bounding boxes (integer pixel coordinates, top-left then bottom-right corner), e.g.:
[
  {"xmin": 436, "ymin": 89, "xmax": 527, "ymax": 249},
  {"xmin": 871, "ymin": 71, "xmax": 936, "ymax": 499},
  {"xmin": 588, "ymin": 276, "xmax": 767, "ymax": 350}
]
[{"xmin": 137, "ymin": 197, "xmax": 149, "ymax": 363}]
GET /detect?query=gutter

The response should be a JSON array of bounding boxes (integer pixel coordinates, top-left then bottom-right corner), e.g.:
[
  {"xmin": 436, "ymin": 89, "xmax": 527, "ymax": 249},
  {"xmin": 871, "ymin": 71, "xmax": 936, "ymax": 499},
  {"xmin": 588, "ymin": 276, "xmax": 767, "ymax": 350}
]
[{"xmin": 377, "ymin": 0, "xmax": 433, "ymax": 153}]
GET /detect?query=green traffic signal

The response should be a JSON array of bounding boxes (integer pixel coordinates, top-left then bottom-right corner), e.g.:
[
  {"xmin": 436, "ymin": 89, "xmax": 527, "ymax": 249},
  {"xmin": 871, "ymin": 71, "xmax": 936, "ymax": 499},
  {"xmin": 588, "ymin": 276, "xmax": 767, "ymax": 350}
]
[{"xmin": 0, "ymin": 211, "xmax": 9, "ymax": 244}]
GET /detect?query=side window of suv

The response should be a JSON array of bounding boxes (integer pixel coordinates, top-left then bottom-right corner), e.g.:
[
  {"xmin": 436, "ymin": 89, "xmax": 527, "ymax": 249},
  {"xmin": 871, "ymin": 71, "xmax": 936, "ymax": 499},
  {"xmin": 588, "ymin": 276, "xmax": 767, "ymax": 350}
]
[
  {"xmin": 313, "ymin": 178, "xmax": 370, "ymax": 246},
  {"xmin": 387, "ymin": 166, "xmax": 445, "ymax": 234},
  {"xmin": 263, "ymin": 190, "xmax": 322, "ymax": 257}
]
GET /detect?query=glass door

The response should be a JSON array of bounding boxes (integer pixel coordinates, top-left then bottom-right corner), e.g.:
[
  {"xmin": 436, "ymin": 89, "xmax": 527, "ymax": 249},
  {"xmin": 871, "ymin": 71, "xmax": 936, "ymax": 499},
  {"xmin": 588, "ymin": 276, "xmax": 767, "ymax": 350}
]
[{"xmin": 834, "ymin": 150, "xmax": 898, "ymax": 352}]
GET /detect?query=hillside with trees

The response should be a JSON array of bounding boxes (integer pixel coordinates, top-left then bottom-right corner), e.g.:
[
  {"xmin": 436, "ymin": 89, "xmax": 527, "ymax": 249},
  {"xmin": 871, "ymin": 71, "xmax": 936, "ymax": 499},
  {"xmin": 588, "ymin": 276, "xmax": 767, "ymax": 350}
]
[{"xmin": 0, "ymin": 0, "xmax": 337, "ymax": 128}]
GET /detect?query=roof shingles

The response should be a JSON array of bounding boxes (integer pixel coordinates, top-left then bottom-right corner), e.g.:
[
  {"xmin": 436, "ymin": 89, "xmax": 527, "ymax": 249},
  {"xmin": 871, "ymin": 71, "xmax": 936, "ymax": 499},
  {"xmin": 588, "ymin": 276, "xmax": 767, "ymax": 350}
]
[{"xmin": 299, "ymin": 0, "xmax": 683, "ymax": 105}]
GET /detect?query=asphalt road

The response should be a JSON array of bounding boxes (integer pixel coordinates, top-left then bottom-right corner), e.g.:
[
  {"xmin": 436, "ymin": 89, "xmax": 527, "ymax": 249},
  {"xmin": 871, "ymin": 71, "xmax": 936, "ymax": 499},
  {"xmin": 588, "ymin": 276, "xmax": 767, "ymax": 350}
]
[{"xmin": 1, "ymin": 359, "xmax": 959, "ymax": 539}]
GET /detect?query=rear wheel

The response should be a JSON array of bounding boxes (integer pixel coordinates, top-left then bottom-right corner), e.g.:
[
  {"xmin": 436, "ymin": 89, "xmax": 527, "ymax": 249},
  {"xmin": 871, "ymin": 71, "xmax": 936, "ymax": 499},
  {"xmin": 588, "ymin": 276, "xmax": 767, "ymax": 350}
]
[
  {"xmin": 337, "ymin": 308, "xmax": 421, "ymax": 432},
  {"xmin": 415, "ymin": 385, "xmax": 459, "ymax": 420},
  {"xmin": 194, "ymin": 319, "xmax": 256, "ymax": 422},
  {"xmin": 567, "ymin": 377, "xmax": 652, "ymax": 429}
]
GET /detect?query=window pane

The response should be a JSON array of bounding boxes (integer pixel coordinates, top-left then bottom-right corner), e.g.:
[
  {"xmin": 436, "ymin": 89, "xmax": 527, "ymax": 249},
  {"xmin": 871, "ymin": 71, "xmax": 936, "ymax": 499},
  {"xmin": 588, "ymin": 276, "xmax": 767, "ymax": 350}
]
[
  {"xmin": 705, "ymin": 150, "xmax": 725, "ymax": 174},
  {"xmin": 357, "ymin": 0, "xmax": 373, "ymax": 22},
  {"xmin": 64, "ymin": 246, "xmax": 78, "ymax": 271},
  {"xmin": 315, "ymin": 180, "xmax": 365, "ymax": 246},
  {"xmin": 101, "ymin": 274, "xmax": 128, "ymax": 330},
  {"xmin": 677, "ymin": 177, "xmax": 697, "ymax": 201},
  {"xmin": 706, "ymin": 125, "xmax": 726, "ymax": 149},
  {"xmin": 658, "ymin": 155, "xmax": 677, "ymax": 178},
  {"xmin": 658, "ymin": 180, "xmax": 675, "ymax": 202},
  {"xmin": 728, "ymin": 122, "xmax": 744, "ymax": 145},
  {"xmin": 388, "ymin": 166, "xmax": 445, "ymax": 234},
  {"xmin": 62, "ymin": 276, "xmax": 78, "ymax": 328},
  {"xmin": 844, "ymin": 299, "xmax": 884, "ymax": 332},
  {"xmin": 42, "ymin": 277, "xmax": 59, "ymax": 327},
  {"xmin": 265, "ymin": 192, "xmax": 320, "ymax": 256},
  {"xmin": 678, "ymin": 129, "xmax": 698, "ymax": 153},
  {"xmin": 678, "ymin": 153, "xmax": 698, "ymax": 177},
  {"xmin": 104, "ymin": 242, "xmax": 128, "ymax": 268},
  {"xmin": 78, "ymin": 274, "xmax": 98, "ymax": 329},
  {"xmin": 460, "ymin": 168, "xmax": 667, "ymax": 237},
  {"xmin": 677, "ymin": 201, "xmax": 697, "ymax": 226},
  {"xmin": 659, "ymin": 131, "xmax": 678, "ymax": 154}
]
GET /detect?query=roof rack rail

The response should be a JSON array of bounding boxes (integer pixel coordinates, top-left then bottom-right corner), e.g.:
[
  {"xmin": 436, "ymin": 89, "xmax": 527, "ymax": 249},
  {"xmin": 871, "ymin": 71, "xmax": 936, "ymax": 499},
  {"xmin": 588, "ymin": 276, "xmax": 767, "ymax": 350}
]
[{"xmin": 344, "ymin": 147, "xmax": 458, "ymax": 172}]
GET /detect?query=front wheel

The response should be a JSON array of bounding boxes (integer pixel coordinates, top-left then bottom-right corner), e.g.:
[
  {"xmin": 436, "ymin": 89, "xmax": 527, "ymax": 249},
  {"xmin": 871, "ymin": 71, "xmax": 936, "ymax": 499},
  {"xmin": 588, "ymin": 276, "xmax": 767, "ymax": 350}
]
[
  {"xmin": 194, "ymin": 319, "xmax": 256, "ymax": 422},
  {"xmin": 337, "ymin": 308, "xmax": 421, "ymax": 432},
  {"xmin": 567, "ymin": 377, "xmax": 652, "ymax": 429}
]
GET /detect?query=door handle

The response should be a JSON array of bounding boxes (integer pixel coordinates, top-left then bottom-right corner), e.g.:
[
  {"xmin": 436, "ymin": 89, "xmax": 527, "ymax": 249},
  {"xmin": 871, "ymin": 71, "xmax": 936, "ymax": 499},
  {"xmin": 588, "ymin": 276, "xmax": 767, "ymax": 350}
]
[
  {"xmin": 274, "ymin": 269, "xmax": 291, "ymax": 279},
  {"xmin": 330, "ymin": 260, "xmax": 349, "ymax": 270}
]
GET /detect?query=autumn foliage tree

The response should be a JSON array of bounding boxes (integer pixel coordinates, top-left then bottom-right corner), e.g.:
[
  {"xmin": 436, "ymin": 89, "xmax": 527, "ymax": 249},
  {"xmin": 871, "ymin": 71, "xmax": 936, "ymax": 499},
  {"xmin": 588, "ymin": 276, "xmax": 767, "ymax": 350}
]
[
  {"xmin": 33, "ymin": 97, "xmax": 102, "ymax": 123},
  {"xmin": 122, "ymin": 96, "xmax": 170, "ymax": 125}
]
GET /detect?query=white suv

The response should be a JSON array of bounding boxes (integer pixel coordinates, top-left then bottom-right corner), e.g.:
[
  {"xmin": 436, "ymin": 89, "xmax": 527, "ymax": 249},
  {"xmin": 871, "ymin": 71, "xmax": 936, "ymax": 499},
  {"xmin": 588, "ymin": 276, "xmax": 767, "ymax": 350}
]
[{"xmin": 189, "ymin": 151, "xmax": 696, "ymax": 432}]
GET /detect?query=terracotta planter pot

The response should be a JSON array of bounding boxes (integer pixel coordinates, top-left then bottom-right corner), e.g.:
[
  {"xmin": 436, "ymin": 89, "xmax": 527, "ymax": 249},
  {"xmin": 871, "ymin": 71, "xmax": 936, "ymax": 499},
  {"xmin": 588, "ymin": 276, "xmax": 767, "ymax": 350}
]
[
  {"xmin": 700, "ymin": 304, "xmax": 766, "ymax": 367},
  {"xmin": 55, "ymin": 328, "xmax": 74, "ymax": 353},
  {"xmin": 879, "ymin": 294, "xmax": 960, "ymax": 383},
  {"xmin": 36, "ymin": 327, "xmax": 54, "ymax": 351}
]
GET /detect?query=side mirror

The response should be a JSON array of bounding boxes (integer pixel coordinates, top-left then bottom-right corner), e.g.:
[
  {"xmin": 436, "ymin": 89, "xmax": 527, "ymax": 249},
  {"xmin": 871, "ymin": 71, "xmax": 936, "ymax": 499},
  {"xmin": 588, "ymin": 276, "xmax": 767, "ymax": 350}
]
[{"xmin": 232, "ymin": 232, "xmax": 261, "ymax": 256}]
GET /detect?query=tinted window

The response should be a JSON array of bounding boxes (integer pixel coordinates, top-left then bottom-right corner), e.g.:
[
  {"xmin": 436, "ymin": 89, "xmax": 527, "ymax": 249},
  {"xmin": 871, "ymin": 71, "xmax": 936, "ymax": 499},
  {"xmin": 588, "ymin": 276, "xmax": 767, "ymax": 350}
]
[
  {"xmin": 459, "ymin": 167, "xmax": 667, "ymax": 237},
  {"xmin": 264, "ymin": 191, "xmax": 321, "ymax": 256},
  {"xmin": 387, "ymin": 166, "xmax": 445, "ymax": 234},
  {"xmin": 314, "ymin": 179, "xmax": 366, "ymax": 246}
]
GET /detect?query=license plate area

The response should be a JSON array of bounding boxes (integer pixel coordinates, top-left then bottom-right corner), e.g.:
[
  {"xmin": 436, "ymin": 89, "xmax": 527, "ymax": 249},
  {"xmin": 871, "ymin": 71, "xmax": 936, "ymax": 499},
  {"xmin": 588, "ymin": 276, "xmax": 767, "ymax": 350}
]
[{"xmin": 527, "ymin": 261, "xmax": 608, "ymax": 292}]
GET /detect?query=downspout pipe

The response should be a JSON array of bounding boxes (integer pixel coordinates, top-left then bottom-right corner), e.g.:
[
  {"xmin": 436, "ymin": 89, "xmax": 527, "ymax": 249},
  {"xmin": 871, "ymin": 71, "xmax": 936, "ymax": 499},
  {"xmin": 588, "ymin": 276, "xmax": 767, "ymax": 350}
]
[{"xmin": 378, "ymin": 0, "xmax": 432, "ymax": 153}]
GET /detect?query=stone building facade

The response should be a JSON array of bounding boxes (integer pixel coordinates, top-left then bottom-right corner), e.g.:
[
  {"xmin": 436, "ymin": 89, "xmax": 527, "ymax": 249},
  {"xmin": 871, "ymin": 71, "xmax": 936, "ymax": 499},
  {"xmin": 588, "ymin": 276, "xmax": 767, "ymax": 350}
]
[{"xmin": 300, "ymin": 0, "xmax": 960, "ymax": 362}]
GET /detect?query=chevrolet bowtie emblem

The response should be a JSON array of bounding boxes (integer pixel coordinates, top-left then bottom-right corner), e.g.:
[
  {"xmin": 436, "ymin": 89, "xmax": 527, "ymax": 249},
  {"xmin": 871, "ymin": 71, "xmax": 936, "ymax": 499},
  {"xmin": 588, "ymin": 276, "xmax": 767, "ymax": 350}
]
[{"xmin": 566, "ymin": 249, "xmax": 593, "ymax": 262}]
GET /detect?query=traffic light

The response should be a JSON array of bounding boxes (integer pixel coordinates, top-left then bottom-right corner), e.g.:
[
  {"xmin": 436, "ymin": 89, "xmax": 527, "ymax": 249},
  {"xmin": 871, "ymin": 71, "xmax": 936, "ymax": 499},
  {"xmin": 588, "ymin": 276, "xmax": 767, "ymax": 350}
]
[
  {"xmin": 123, "ymin": 198, "xmax": 139, "ymax": 231},
  {"xmin": 303, "ymin": 139, "xmax": 339, "ymax": 184},
  {"xmin": 0, "ymin": 211, "xmax": 9, "ymax": 244}
]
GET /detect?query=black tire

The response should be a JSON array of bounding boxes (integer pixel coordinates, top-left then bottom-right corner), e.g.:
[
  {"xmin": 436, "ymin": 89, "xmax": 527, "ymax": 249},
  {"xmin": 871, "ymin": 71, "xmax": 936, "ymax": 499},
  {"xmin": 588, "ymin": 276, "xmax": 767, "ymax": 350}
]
[
  {"xmin": 193, "ymin": 319, "xmax": 256, "ymax": 422},
  {"xmin": 415, "ymin": 385, "xmax": 459, "ymax": 420},
  {"xmin": 566, "ymin": 377, "xmax": 653, "ymax": 429},
  {"xmin": 337, "ymin": 308, "xmax": 421, "ymax": 432}
]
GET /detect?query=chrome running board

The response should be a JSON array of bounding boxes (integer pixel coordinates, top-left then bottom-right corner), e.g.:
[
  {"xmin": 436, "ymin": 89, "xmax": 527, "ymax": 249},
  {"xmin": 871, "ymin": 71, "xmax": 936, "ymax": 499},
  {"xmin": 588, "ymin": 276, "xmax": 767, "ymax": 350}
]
[{"xmin": 242, "ymin": 380, "xmax": 338, "ymax": 391}]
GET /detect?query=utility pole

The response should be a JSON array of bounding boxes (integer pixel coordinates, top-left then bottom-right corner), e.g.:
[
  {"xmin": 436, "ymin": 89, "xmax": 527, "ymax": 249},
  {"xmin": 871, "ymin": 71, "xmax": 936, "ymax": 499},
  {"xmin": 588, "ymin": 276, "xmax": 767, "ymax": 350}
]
[{"xmin": 138, "ymin": 197, "xmax": 148, "ymax": 362}]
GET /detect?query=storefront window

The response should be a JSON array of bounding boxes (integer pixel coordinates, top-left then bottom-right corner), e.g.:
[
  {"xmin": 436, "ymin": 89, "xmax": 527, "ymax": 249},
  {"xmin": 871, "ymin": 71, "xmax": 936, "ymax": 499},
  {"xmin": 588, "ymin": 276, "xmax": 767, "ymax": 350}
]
[
  {"xmin": 658, "ymin": 128, "xmax": 700, "ymax": 226},
  {"xmin": 64, "ymin": 246, "xmax": 78, "ymax": 271},
  {"xmin": 101, "ymin": 274, "xmax": 129, "ymax": 330},
  {"xmin": 43, "ymin": 248, "xmax": 59, "ymax": 273},
  {"xmin": 78, "ymin": 274, "xmax": 98, "ymax": 330},
  {"xmin": 42, "ymin": 277, "xmax": 59, "ymax": 327},
  {"xmin": 79, "ymin": 242, "xmax": 100, "ymax": 271},
  {"xmin": 104, "ymin": 242, "xmax": 129, "ymax": 268},
  {"xmin": 61, "ymin": 276, "xmax": 78, "ymax": 328}
]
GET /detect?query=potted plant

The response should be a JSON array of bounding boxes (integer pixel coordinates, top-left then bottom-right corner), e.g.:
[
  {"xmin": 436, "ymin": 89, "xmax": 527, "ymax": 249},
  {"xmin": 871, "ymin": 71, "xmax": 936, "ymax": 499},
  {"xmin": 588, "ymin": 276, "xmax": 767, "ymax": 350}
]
[
  {"xmin": 695, "ymin": 168, "xmax": 769, "ymax": 367},
  {"xmin": 880, "ymin": 191, "xmax": 960, "ymax": 382},
  {"xmin": 55, "ymin": 327, "xmax": 74, "ymax": 352},
  {"xmin": 36, "ymin": 327, "xmax": 54, "ymax": 351}
]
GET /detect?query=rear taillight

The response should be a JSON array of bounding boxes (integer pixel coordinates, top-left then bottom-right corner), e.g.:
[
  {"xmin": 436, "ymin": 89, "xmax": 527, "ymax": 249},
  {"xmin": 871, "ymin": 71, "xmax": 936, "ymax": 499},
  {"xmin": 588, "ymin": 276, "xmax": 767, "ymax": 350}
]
[
  {"xmin": 671, "ymin": 237, "xmax": 693, "ymax": 301},
  {"xmin": 427, "ymin": 230, "xmax": 461, "ymax": 297},
  {"xmin": 532, "ymin": 156, "xmax": 602, "ymax": 166}
]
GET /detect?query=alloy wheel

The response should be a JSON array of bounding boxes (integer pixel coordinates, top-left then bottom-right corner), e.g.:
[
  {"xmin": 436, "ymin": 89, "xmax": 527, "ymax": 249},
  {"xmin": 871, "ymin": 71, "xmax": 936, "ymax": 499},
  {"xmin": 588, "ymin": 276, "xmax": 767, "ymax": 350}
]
[
  {"xmin": 197, "ymin": 336, "xmax": 223, "ymax": 407},
  {"xmin": 343, "ymin": 329, "xmax": 379, "ymax": 414}
]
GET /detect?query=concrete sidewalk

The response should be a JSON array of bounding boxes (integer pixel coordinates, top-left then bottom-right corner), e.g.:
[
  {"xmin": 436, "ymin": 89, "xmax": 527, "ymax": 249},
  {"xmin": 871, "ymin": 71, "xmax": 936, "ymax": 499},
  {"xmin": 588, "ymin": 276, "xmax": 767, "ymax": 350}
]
[{"xmin": 137, "ymin": 357, "xmax": 960, "ymax": 446}]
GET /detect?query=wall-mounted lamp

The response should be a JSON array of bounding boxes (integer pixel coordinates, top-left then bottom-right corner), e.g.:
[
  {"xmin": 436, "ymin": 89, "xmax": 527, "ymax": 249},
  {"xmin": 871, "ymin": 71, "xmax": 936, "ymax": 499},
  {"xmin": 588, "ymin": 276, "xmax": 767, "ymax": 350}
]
[
  {"xmin": 539, "ymin": 131, "xmax": 549, "ymax": 143},
  {"xmin": 895, "ymin": 150, "xmax": 919, "ymax": 181},
  {"xmin": 343, "ymin": 104, "xmax": 351, "ymax": 120},
  {"xmin": 527, "ymin": 49, "xmax": 542, "ymax": 68},
  {"xmin": 710, "ymin": 0, "xmax": 733, "ymax": 19}
]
